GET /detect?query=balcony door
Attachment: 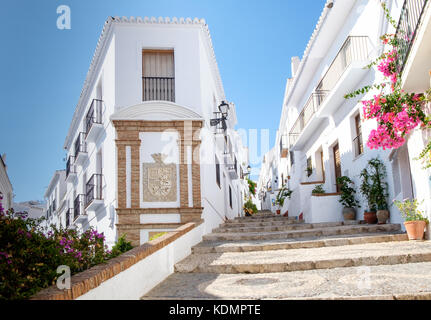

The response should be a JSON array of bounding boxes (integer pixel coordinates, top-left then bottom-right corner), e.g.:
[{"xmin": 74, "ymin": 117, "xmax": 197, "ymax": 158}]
[
  {"xmin": 142, "ymin": 50, "xmax": 175, "ymax": 102},
  {"xmin": 333, "ymin": 143, "xmax": 342, "ymax": 192}
]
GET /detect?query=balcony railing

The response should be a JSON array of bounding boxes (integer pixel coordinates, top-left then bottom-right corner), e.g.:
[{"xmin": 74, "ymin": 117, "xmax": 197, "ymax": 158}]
[
  {"xmin": 74, "ymin": 132, "xmax": 87, "ymax": 159},
  {"xmin": 66, "ymin": 156, "xmax": 76, "ymax": 178},
  {"xmin": 85, "ymin": 174, "xmax": 103, "ymax": 208},
  {"xmin": 289, "ymin": 91, "xmax": 328, "ymax": 143},
  {"xmin": 73, "ymin": 194, "xmax": 85, "ymax": 221},
  {"xmin": 280, "ymin": 135, "xmax": 289, "ymax": 158},
  {"xmin": 143, "ymin": 77, "xmax": 175, "ymax": 102},
  {"xmin": 85, "ymin": 99, "xmax": 103, "ymax": 136},
  {"xmin": 288, "ymin": 36, "xmax": 369, "ymax": 147},
  {"xmin": 395, "ymin": 0, "xmax": 428, "ymax": 73}
]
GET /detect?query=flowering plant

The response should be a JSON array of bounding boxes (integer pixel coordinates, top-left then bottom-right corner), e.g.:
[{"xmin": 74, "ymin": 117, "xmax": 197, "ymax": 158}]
[
  {"xmin": 0, "ymin": 195, "xmax": 132, "ymax": 300},
  {"xmin": 345, "ymin": 2, "xmax": 431, "ymax": 162},
  {"xmin": 393, "ymin": 198, "xmax": 429, "ymax": 223}
]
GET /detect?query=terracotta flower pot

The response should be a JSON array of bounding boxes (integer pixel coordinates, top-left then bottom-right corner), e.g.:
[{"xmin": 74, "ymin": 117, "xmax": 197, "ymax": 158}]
[
  {"xmin": 342, "ymin": 207, "xmax": 356, "ymax": 221},
  {"xmin": 404, "ymin": 221, "xmax": 427, "ymax": 240},
  {"xmin": 377, "ymin": 210, "xmax": 389, "ymax": 224},
  {"xmin": 364, "ymin": 211, "xmax": 377, "ymax": 224},
  {"xmin": 276, "ymin": 210, "xmax": 281, "ymax": 215}
]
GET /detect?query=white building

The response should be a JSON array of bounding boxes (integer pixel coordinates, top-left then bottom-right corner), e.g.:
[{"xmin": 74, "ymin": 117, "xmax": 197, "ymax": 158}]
[
  {"xmin": 46, "ymin": 17, "xmax": 249, "ymax": 247},
  {"xmin": 43, "ymin": 170, "xmax": 67, "ymax": 229},
  {"xmin": 0, "ymin": 154, "xmax": 13, "ymax": 211},
  {"xmin": 13, "ymin": 201, "xmax": 45, "ymax": 220},
  {"xmin": 259, "ymin": 0, "xmax": 430, "ymax": 227},
  {"xmin": 397, "ymin": 0, "xmax": 431, "ymax": 226}
]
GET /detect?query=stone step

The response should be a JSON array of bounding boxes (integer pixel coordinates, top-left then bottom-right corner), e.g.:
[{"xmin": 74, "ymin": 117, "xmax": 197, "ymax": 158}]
[
  {"xmin": 225, "ymin": 218, "xmax": 304, "ymax": 226},
  {"xmin": 203, "ymin": 224, "xmax": 401, "ymax": 242},
  {"xmin": 215, "ymin": 221, "xmax": 364, "ymax": 234},
  {"xmin": 143, "ymin": 262, "xmax": 431, "ymax": 300},
  {"xmin": 193, "ymin": 232, "xmax": 408, "ymax": 254},
  {"xmin": 221, "ymin": 219, "xmax": 305, "ymax": 229},
  {"xmin": 175, "ymin": 240, "xmax": 431, "ymax": 274},
  {"xmin": 228, "ymin": 216, "xmax": 302, "ymax": 223},
  {"xmin": 220, "ymin": 220, "xmax": 304, "ymax": 229}
]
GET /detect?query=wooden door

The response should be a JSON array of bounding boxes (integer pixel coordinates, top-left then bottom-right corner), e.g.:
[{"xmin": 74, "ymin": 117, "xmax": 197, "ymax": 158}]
[{"xmin": 333, "ymin": 143, "xmax": 342, "ymax": 192}]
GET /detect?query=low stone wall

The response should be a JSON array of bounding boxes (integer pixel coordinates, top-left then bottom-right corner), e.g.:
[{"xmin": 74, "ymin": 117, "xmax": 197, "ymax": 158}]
[{"xmin": 31, "ymin": 222, "xmax": 202, "ymax": 300}]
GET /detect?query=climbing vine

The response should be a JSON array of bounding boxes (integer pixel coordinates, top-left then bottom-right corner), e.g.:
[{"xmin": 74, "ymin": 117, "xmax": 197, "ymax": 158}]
[{"xmin": 345, "ymin": 1, "xmax": 431, "ymax": 167}]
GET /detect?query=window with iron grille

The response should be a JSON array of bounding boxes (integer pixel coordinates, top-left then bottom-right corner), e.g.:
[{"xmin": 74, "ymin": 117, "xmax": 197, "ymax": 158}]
[
  {"xmin": 142, "ymin": 50, "xmax": 175, "ymax": 102},
  {"xmin": 353, "ymin": 114, "xmax": 364, "ymax": 157}
]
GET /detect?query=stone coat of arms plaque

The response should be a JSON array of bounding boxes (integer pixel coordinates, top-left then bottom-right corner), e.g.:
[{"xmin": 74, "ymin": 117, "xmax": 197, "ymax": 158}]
[{"xmin": 143, "ymin": 153, "xmax": 177, "ymax": 202}]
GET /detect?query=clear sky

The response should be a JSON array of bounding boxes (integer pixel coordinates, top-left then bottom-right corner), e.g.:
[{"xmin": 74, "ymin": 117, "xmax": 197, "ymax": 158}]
[{"xmin": 0, "ymin": 0, "xmax": 326, "ymax": 202}]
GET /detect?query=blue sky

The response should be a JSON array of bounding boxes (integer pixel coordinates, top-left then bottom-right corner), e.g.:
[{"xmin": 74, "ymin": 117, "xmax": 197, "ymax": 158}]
[{"xmin": 0, "ymin": 0, "xmax": 326, "ymax": 202}]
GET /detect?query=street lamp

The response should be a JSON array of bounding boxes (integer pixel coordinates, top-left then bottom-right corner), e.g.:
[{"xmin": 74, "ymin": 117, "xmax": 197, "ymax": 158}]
[{"xmin": 210, "ymin": 101, "xmax": 230, "ymax": 131}]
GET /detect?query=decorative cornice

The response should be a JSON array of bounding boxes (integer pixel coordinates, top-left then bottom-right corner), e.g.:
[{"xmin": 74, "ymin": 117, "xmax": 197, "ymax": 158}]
[{"xmin": 64, "ymin": 16, "xmax": 225, "ymax": 149}]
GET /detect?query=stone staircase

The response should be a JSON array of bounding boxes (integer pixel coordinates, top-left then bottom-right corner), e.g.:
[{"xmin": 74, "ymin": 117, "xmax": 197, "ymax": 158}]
[{"xmin": 142, "ymin": 211, "xmax": 431, "ymax": 300}]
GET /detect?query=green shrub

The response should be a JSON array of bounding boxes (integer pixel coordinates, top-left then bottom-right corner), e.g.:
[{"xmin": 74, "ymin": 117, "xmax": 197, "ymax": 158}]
[
  {"xmin": 311, "ymin": 184, "xmax": 325, "ymax": 194},
  {"xmin": 243, "ymin": 199, "xmax": 258, "ymax": 214},
  {"xmin": 109, "ymin": 234, "xmax": 134, "ymax": 258}
]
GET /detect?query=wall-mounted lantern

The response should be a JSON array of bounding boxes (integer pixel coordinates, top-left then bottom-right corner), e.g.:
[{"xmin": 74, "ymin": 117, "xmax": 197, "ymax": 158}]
[{"xmin": 210, "ymin": 101, "xmax": 230, "ymax": 131}]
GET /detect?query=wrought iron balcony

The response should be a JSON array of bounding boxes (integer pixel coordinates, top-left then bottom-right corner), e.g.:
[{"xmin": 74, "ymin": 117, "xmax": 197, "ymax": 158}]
[
  {"xmin": 85, "ymin": 174, "xmax": 103, "ymax": 211},
  {"xmin": 288, "ymin": 36, "xmax": 370, "ymax": 149},
  {"xmin": 66, "ymin": 156, "xmax": 77, "ymax": 180},
  {"xmin": 143, "ymin": 76, "xmax": 175, "ymax": 102},
  {"xmin": 280, "ymin": 135, "xmax": 289, "ymax": 158},
  {"xmin": 73, "ymin": 194, "xmax": 85, "ymax": 222},
  {"xmin": 289, "ymin": 91, "xmax": 328, "ymax": 146},
  {"xmin": 395, "ymin": 0, "xmax": 428, "ymax": 73},
  {"xmin": 74, "ymin": 132, "xmax": 87, "ymax": 166},
  {"xmin": 85, "ymin": 99, "xmax": 103, "ymax": 142},
  {"xmin": 228, "ymin": 156, "xmax": 239, "ymax": 180}
]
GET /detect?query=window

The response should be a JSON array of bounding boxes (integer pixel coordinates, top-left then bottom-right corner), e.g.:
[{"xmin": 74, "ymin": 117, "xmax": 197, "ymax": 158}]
[
  {"xmin": 142, "ymin": 50, "xmax": 175, "ymax": 102},
  {"xmin": 353, "ymin": 114, "xmax": 364, "ymax": 157},
  {"xmin": 229, "ymin": 186, "xmax": 233, "ymax": 209},
  {"xmin": 215, "ymin": 156, "xmax": 221, "ymax": 188},
  {"xmin": 306, "ymin": 157, "xmax": 312, "ymax": 177}
]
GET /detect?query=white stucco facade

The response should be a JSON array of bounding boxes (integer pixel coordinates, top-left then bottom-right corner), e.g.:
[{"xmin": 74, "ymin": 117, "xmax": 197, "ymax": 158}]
[
  {"xmin": 43, "ymin": 17, "xmax": 249, "ymax": 248},
  {"xmin": 259, "ymin": 0, "xmax": 431, "ymax": 228},
  {"xmin": 0, "ymin": 154, "xmax": 13, "ymax": 211}
]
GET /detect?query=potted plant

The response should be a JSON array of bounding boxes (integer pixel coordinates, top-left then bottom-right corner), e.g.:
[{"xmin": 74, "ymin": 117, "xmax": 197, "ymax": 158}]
[
  {"xmin": 311, "ymin": 184, "xmax": 325, "ymax": 195},
  {"xmin": 275, "ymin": 186, "xmax": 293, "ymax": 215},
  {"xmin": 243, "ymin": 198, "xmax": 258, "ymax": 217},
  {"xmin": 394, "ymin": 198, "xmax": 429, "ymax": 240},
  {"xmin": 336, "ymin": 176, "xmax": 360, "ymax": 221},
  {"xmin": 360, "ymin": 158, "xmax": 389, "ymax": 224},
  {"xmin": 359, "ymin": 167, "xmax": 376, "ymax": 223},
  {"xmin": 369, "ymin": 158, "xmax": 389, "ymax": 224}
]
